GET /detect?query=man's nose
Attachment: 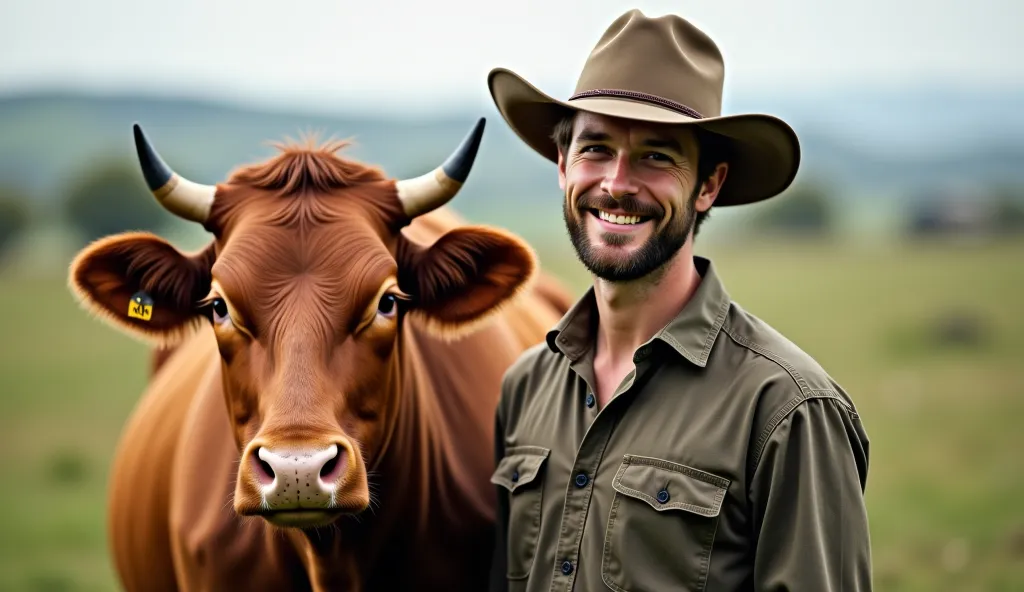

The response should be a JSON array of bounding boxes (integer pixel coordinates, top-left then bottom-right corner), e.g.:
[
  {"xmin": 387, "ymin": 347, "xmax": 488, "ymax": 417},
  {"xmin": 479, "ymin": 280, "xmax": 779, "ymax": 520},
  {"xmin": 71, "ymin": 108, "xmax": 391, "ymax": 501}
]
[{"xmin": 599, "ymin": 154, "xmax": 640, "ymax": 199}]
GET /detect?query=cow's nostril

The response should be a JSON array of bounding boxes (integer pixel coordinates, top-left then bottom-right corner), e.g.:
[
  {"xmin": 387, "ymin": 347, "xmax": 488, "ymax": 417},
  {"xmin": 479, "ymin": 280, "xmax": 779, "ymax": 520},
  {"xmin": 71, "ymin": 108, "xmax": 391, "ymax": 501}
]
[
  {"xmin": 320, "ymin": 455, "xmax": 337, "ymax": 479},
  {"xmin": 259, "ymin": 459, "xmax": 275, "ymax": 480},
  {"xmin": 252, "ymin": 448, "xmax": 276, "ymax": 485},
  {"xmin": 319, "ymin": 447, "xmax": 346, "ymax": 484}
]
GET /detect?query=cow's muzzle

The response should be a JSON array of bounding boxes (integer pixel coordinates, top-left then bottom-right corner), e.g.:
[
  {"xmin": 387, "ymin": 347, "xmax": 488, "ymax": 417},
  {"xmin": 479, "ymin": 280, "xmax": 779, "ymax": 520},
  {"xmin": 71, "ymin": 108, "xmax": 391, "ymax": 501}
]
[{"xmin": 234, "ymin": 437, "xmax": 369, "ymax": 527}]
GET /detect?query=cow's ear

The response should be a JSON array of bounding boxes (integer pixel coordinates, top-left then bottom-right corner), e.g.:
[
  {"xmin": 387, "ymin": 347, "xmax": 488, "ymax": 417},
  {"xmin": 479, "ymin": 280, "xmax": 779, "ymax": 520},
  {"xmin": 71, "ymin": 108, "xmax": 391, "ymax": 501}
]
[
  {"xmin": 68, "ymin": 232, "xmax": 215, "ymax": 345},
  {"xmin": 399, "ymin": 225, "xmax": 536, "ymax": 339}
]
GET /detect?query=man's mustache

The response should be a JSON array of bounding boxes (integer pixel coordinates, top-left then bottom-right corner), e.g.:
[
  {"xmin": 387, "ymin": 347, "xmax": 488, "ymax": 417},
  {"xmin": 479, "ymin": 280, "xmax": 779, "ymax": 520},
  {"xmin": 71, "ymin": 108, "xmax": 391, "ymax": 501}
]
[{"xmin": 576, "ymin": 193, "xmax": 664, "ymax": 219}]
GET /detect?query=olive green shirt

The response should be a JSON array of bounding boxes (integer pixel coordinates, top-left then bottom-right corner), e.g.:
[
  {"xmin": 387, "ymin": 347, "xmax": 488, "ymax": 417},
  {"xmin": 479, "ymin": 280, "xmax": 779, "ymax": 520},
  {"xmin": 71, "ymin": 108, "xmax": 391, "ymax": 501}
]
[{"xmin": 489, "ymin": 256, "xmax": 872, "ymax": 592}]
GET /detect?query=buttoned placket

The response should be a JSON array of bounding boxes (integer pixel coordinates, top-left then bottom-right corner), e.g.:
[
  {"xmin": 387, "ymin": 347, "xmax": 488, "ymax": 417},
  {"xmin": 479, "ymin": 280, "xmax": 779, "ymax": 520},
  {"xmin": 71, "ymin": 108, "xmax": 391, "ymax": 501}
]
[{"xmin": 548, "ymin": 344, "xmax": 658, "ymax": 592}]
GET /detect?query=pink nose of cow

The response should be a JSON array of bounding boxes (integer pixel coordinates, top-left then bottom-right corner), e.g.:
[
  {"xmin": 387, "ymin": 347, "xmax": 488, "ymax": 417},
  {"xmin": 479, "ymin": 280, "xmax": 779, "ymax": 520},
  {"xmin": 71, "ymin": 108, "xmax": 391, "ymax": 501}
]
[{"xmin": 252, "ymin": 444, "xmax": 347, "ymax": 509}]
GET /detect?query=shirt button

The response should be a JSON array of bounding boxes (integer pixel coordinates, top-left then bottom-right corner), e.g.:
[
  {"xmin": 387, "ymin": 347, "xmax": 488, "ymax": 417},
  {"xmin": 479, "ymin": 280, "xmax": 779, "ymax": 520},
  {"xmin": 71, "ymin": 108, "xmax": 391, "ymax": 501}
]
[
  {"xmin": 657, "ymin": 489, "xmax": 670, "ymax": 503},
  {"xmin": 585, "ymin": 393, "xmax": 595, "ymax": 408},
  {"xmin": 561, "ymin": 560, "xmax": 574, "ymax": 575},
  {"xmin": 511, "ymin": 470, "xmax": 519, "ymax": 482},
  {"xmin": 574, "ymin": 473, "xmax": 589, "ymax": 488}
]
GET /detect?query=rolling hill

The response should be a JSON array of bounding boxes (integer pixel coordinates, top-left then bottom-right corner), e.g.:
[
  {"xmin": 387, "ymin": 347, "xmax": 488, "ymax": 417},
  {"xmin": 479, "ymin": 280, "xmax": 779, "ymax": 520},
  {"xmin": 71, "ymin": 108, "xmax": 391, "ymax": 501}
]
[{"xmin": 1, "ymin": 87, "xmax": 1022, "ymax": 244}]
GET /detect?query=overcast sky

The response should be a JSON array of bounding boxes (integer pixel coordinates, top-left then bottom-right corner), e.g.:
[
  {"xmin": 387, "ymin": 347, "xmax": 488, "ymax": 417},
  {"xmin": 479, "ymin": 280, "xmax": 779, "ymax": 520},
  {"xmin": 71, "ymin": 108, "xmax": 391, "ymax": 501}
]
[{"xmin": 1, "ymin": 0, "xmax": 1021, "ymax": 115}]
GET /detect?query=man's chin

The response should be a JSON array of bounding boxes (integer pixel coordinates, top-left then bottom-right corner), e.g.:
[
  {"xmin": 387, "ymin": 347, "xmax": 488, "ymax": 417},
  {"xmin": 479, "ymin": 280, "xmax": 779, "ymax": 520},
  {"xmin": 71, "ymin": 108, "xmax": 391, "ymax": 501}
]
[
  {"xmin": 585, "ymin": 229, "xmax": 649, "ymax": 261},
  {"xmin": 575, "ymin": 250, "xmax": 647, "ymax": 282},
  {"xmin": 574, "ymin": 234, "xmax": 686, "ymax": 282}
]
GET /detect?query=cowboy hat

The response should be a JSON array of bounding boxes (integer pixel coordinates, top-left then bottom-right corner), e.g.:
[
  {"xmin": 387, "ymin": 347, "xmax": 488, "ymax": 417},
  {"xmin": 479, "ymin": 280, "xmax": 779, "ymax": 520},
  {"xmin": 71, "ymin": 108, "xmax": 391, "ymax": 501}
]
[{"xmin": 488, "ymin": 9, "xmax": 801, "ymax": 207}]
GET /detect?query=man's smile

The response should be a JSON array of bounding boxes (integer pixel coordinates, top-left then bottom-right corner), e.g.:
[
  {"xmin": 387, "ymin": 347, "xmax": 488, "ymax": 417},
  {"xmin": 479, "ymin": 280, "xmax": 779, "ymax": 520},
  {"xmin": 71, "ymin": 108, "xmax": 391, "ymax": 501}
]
[{"xmin": 588, "ymin": 208, "xmax": 654, "ymax": 231}]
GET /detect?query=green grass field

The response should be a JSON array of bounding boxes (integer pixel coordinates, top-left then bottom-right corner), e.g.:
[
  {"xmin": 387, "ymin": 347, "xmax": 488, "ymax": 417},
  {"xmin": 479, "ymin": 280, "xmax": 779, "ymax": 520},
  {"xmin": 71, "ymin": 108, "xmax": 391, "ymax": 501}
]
[{"xmin": 1, "ymin": 236, "xmax": 1022, "ymax": 591}]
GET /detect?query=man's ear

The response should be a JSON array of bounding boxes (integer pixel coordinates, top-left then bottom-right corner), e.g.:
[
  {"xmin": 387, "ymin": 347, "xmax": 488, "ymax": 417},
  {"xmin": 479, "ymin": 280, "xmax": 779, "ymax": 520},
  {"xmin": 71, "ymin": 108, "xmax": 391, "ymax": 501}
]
[
  {"xmin": 68, "ymin": 232, "xmax": 215, "ymax": 345},
  {"xmin": 696, "ymin": 162, "xmax": 729, "ymax": 212},
  {"xmin": 397, "ymin": 225, "xmax": 537, "ymax": 340}
]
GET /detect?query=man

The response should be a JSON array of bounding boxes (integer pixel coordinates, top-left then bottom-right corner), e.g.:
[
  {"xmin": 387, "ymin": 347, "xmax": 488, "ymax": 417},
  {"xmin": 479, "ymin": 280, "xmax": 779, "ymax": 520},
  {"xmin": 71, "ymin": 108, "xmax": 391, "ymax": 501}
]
[{"xmin": 486, "ymin": 9, "xmax": 872, "ymax": 592}]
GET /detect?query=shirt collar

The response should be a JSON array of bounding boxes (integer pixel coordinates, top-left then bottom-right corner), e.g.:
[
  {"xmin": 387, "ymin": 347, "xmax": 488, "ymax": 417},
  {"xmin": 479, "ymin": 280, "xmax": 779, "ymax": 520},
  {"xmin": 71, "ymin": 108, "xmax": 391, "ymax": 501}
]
[{"xmin": 545, "ymin": 256, "xmax": 731, "ymax": 368}]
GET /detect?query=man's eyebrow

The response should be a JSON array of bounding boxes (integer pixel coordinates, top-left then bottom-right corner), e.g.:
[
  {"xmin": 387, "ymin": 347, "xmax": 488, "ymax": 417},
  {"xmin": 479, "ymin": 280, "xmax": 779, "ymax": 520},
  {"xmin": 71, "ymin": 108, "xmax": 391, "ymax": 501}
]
[
  {"xmin": 575, "ymin": 128, "xmax": 611, "ymax": 143},
  {"xmin": 641, "ymin": 137, "xmax": 684, "ymax": 153}
]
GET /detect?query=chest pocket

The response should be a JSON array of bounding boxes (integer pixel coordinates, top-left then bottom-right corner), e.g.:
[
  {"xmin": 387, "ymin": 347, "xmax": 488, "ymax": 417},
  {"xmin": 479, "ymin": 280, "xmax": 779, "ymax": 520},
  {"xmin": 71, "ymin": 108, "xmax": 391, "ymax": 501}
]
[
  {"xmin": 491, "ymin": 446, "xmax": 550, "ymax": 581},
  {"xmin": 601, "ymin": 454, "xmax": 731, "ymax": 592}
]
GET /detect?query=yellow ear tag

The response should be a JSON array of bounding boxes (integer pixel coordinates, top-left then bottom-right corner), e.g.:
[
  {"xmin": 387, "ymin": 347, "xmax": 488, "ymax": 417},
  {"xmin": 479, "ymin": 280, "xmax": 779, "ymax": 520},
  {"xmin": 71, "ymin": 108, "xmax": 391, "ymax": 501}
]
[{"xmin": 128, "ymin": 291, "xmax": 154, "ymax": 321}]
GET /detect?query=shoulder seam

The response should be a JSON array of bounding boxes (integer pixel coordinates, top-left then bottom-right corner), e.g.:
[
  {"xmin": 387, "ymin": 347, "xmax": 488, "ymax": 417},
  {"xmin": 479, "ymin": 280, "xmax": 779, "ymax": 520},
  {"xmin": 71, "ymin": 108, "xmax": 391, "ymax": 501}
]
[
  {"xmin": 722, "ymin": 324, "xmax": 813, "ymax": 396},
  {"xmin": 751, "ymin": 391, "xmax": 853, "ymax": 471},
  {"xmin": 721, "ymin": 324, "xmax": 855, "ymax": 472}
]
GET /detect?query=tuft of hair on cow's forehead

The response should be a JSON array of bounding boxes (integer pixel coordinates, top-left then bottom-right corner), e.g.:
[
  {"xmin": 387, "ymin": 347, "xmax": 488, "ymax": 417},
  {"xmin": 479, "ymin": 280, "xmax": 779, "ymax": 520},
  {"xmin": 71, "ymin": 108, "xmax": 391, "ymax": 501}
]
[
  {"xmin": 207, "ymin": 135, "xmax": 408, "ymax": 234},
  {"xmin": 232, "ymin": 134, "xmax": 388, "ymax": 194}
]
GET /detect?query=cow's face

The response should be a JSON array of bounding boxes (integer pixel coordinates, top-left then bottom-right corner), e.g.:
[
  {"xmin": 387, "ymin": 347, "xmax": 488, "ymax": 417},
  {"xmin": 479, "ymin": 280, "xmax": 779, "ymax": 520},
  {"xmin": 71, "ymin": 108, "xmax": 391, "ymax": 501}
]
[{"xmin": 69, "ymin": 122, "xmax": 535, "ymax": 529}]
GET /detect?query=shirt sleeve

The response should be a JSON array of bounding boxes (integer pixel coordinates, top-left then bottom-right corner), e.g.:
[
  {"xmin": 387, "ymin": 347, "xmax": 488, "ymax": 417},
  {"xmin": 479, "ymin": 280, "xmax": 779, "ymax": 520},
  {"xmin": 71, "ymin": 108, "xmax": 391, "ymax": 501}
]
[
  {"xmin": 488, "ymin": 385, "xmax": 510, "ymax": 592},
  {"xmin": 749, "ymin": 395, "xmax": 873, "ymax": 591}
]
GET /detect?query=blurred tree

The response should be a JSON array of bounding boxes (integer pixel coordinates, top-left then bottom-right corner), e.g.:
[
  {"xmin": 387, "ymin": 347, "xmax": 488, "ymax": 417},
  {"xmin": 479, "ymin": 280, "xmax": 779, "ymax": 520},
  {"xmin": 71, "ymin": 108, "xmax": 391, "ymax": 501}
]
[
  {"xmin": 62, "ymin": 159, "xmax": 174, "ymax": 244},
  {"xmin": 991, "ymin": 187, "xmax": 1024, "ymax": 235},
  {"xmin": 0, "ymin": 184, "xmax": 31, "ymax": 257},
  {"xmin": 749, "ymin": 181, "xmax": 836, "ymax": 237}
]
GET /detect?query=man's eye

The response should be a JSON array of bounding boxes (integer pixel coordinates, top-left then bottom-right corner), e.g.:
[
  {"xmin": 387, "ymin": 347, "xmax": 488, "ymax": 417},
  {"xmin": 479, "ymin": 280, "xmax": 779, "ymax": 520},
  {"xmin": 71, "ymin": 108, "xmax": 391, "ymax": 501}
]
[
  {"xmin": 377, "ymin": 294, "xmax": 398, "ymax": 318},
  {"xmin": 644, "ymin": 152, "xmax": 674, "ymax": 162}
]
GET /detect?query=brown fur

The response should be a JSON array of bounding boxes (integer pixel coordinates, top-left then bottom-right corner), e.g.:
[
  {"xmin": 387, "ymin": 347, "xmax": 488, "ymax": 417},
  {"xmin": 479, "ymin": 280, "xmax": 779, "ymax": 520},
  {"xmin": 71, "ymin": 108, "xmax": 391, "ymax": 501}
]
[{"xmin": 68, "ymin": 137, "xmax": 572, "ymax": 591}]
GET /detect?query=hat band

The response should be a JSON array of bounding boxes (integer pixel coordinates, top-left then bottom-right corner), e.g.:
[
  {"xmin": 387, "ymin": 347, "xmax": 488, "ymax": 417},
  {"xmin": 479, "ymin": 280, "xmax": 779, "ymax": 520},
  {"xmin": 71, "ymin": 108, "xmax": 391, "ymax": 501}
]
[{"xmin": 568, "ymin": 89, "xmax": 704, "ymax": 119}]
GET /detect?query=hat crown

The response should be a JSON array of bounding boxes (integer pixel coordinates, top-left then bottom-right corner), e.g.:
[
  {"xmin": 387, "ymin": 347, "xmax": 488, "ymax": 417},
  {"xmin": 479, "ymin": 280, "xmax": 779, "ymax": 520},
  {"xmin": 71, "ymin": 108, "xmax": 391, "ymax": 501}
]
[{"xmin": 572, "ymin": 10, "xmax": 724, "ymax": 119}]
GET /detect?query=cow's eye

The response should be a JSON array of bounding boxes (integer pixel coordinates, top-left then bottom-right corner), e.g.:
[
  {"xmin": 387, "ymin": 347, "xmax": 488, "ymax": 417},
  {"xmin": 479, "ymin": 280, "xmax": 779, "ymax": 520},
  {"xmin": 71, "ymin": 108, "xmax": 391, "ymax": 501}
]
[
  {"xmin": 377, "ymin": 294, "xmax": 398, "ymax": 318},
  {"xmin": 211, "ymin": 298, "xmax": 230, "ymax": 324}
]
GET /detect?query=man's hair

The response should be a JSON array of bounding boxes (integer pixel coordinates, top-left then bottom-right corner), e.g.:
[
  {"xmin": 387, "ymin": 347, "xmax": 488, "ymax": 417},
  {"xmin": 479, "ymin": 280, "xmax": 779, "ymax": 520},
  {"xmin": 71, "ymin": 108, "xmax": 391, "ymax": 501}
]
[{"xmin": 550, "ymin": 113, "xmax": 730, "ymax": 238}]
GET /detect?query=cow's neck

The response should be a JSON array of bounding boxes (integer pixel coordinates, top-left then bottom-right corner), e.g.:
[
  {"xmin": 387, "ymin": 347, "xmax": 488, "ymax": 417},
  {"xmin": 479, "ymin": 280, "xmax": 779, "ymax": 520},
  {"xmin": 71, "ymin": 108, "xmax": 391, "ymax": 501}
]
[
  {"xmin": 287, "ymin": 526, "xmax": 362, "ymax": 592},
  {"xmin": 366, "ymin": 325, "xmax": 444, "ymax": 531},
  {"xmin": 286, "ymin": 329, "xmax": 440, "ymax": 591}
]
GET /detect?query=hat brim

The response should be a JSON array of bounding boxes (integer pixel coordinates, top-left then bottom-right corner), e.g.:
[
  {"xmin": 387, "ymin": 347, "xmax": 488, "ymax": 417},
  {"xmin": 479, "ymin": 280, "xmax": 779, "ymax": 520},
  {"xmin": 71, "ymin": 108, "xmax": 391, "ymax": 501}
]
[{"xmin": 488, "ymin": 67, "xmax": 801, "ymax": 207}]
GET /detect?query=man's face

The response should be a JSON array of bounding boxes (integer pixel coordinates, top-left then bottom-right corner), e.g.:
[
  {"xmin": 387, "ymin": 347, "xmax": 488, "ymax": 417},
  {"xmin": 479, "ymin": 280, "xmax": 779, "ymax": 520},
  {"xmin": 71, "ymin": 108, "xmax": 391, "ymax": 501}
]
[{"xmin": 558, "ymin": 112, "xmax": 721, "ymax": 282}]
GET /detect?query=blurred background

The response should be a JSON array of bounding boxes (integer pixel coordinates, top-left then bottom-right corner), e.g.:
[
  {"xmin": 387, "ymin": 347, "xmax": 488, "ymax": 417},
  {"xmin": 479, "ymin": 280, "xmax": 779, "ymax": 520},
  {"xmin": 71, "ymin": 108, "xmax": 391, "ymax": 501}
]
[{"xmin": 1, "ymin": 0, "xmax": 1022, "ymax": 590}]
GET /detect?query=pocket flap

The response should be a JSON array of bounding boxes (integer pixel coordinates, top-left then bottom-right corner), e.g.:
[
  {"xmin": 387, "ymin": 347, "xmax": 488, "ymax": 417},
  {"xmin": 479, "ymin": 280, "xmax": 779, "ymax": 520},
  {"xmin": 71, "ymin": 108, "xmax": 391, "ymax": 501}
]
[
  {"xmin": 491, "ymin": 446, "xmax": 550, "ymax": 493},
  {"xmin": 612, "ymin": 454, "xmax": 730, "ymax": 517}
]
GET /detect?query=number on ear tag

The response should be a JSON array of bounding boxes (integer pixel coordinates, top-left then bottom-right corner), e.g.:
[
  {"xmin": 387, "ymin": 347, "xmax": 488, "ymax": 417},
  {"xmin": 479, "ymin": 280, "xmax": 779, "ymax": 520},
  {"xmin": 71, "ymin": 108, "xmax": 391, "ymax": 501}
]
[{"xmin": 128, "ymin": 291, "xmax": 154, "ymax": 321}]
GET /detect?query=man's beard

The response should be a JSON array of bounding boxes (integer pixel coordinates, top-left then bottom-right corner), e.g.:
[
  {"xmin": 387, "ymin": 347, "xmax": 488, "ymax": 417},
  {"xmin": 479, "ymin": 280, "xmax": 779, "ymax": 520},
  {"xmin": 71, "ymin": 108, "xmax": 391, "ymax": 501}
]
[{"xmin": 563, "ymin": 185, "xmax": 699, "ymax": 282}]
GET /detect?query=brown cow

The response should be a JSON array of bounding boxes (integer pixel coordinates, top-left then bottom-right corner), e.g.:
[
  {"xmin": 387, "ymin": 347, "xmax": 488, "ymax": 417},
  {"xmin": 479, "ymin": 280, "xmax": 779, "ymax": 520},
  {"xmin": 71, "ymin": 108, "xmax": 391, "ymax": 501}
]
[{"xmin": 67, "ymin": 119, "xmax": 572, "ymax": 591}]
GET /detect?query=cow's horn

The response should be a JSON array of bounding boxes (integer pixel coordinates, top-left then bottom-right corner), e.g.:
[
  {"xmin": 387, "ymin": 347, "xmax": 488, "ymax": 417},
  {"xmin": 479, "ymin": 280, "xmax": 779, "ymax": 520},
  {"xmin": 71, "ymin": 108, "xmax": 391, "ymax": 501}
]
[
  {"xmin": 133, "ymin": 123, "xmax": 216, "ymax": 223},
  {"xmin": 395, "ymin": 117, "xmax": 485, "ymax": 218}
]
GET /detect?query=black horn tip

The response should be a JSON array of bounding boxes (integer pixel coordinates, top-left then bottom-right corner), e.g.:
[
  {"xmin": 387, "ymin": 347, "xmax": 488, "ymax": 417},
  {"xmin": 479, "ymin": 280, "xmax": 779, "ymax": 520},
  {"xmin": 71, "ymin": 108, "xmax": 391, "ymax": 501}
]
[
  {"xmin": 133, "ymin": 123, "xmax": 174, "ymax": 192},
  {"xmin": 441, "ymin": 117, "xmax": 486, "ymax": 183}
]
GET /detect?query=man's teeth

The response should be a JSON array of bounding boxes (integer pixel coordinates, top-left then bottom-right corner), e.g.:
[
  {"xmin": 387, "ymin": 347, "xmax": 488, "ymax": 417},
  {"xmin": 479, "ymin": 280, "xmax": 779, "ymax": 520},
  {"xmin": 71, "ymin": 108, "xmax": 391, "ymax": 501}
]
[{"xmin": 598, "ymin": 210, "xmax": 643, "ymax": 225}]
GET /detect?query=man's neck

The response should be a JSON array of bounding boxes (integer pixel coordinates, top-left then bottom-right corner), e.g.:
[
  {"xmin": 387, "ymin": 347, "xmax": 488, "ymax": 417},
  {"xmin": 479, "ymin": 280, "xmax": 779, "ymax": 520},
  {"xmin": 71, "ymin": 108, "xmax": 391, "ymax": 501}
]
[{"xmin": 592, "ymin": 246, "xmax": 701, "ymax": 366}]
